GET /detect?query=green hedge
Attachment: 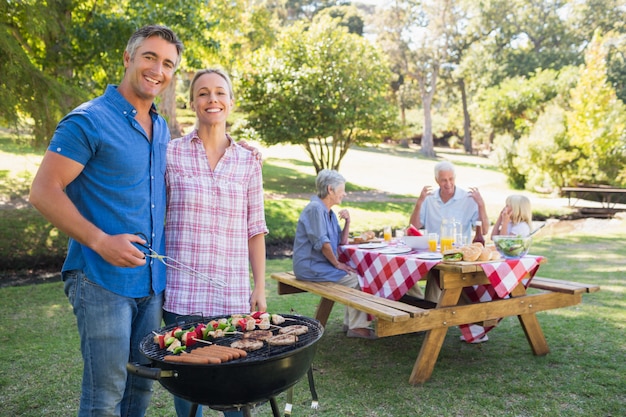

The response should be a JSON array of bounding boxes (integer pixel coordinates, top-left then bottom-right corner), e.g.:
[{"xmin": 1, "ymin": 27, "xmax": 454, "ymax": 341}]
[
  {"xmin": 0, "ymin": 208, "xmax": 67, "ymax": 270},
  {"xmin": 0, "ymin": 200, "xmax": 305, "ymax": 270}
]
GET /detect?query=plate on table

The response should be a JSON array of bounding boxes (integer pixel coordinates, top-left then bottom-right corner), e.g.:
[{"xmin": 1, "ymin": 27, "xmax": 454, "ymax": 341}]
[
  {"xmin": 348, "ymin": 238, "xmax": 383, "ymax": 245},
  {"xmin": 377, "ymin": 246, "xmax": 412, "ymax": 254},
  {"xmin": 414, "ymin": 252, "xmax": 443, "ymax": 260},
  {"xmin": 357, "ymin": 242, "xmax": 388, "ymax": 249}
]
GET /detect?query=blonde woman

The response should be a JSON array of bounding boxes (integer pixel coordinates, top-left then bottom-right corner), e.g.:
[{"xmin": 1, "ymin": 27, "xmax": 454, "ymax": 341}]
[
  {"xmin": 163, "ymin": 68, "xmax": 267, "ymax": 417},
  {"xmin": 490, "ymin": 194, "xmax": 532, "ymax": 239}
]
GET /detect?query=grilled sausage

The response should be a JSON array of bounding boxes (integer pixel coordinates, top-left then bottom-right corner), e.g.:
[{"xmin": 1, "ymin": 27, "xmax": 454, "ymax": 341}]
[
  {"xmin": 207, "ymin": 345, "xmax": 246, "ymax": 359},
  {"xmin": 189, "ymin": 346, "xmax": 231, "ymax": 362},
  {"xmin": 163, "ymin": 354, "xmax": 220, "ymax": 365},
  {"xmin": 226, "ymin": 346, "xmax": 247, "ymax": 358}
]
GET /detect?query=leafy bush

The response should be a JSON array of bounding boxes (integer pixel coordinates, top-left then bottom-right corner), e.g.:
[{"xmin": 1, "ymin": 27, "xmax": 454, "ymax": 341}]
[{"xmin": 0, "ymin": 208, "xmax": 67, "ymax": 270}]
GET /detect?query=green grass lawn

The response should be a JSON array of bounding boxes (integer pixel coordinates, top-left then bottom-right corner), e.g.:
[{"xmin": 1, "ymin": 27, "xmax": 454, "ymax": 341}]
[
  {"xmin": 1, "ymin": 229, "xmax": 625, "ymax": 416},
  {"xmin": 1, "ymin": 133, "xmax": 624, "ymax": 416}
]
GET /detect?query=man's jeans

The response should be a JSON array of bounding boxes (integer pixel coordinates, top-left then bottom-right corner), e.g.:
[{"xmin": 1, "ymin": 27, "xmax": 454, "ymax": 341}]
[{"xmin": 64, "ymin": 270, "xmax": 163, "ymax": 417}]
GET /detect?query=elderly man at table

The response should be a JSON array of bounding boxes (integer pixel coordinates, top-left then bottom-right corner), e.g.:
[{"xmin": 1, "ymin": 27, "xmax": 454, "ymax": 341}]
[
  {"xmin": 409, "ymin": 160, "xmax": 490, "ymax": 240},
  {"xmin": 292, "ymin": 169, "xmax": 376, "ymax": 340},
  {"xmin": 407, "ymin": 161, "xmax": 491, "ymax": 311}
]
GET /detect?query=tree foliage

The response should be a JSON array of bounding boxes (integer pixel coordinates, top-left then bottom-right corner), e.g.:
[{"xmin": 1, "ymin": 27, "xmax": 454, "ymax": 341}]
[
  {"xmin": 484, "ymin": 67, "xmax": 578, "ymax": 189},
  {"xmin": 0, "ymin": 0, "xmax": 259, "ymax": 145},
  {"xmin": 3, "ymin": 0, "xmax": 626, "ymax": 193},
  {"xmin": 479, "ymin": 68, "xmax": 569, "ymax": 139},
  {"xmin": 516, "ymin": 104, "xmax": 574, "ymax": 190},
  {"xmin": 510, "ymin": 31, "xmax": 626, "ymax": 190},
  {"xmin": 477, "ymin": 0, "xmax": 582, "ymax": 84},
  {"xmin": 0, "ymin": 0, "xmax": 126, "ymax": 147},
  {"xmin": 606, "ymin": 33, "xmax": 626, "ymax": 104},
  {"xmin": 565, "ymin": 31, "xmax": 626, "ymax": 186},
  {"xmin": 237, "ymin": 16, "xmax": 398, "ymax": 172}
]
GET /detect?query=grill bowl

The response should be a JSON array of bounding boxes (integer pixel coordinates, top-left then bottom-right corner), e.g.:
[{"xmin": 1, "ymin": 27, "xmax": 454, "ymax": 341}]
[{"xmin": 135, "ymin": 314, "xmax": 323, "ymax": 408}]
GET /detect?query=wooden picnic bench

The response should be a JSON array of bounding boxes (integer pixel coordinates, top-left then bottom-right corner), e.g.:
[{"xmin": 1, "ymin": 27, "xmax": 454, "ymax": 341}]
[
  {"xmin": 271, "ymin": 270, "xmax": 599, "ymax": 384},
  {"xmin": 273, "ymin": 271, "xmax": 426, "ymax": 327}
]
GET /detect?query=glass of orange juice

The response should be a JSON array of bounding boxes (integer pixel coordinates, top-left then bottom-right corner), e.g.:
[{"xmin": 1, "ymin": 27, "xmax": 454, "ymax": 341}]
[
  {"xmin": 428, "ymin": 233, "xmax": 438, "ymax": 252},
  {"xmin": 383, "ymin": 226, "xmax": 392, "ymax": 242},
  {"xmin": 440, "ymin": 236, "xmax": 454, "ymax": 252}
]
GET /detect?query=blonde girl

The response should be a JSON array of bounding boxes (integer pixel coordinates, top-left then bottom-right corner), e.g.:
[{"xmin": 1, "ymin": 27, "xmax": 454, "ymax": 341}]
[{"xmin": 490, "ymin": 194, "xmax": 532, "ymax": 239}]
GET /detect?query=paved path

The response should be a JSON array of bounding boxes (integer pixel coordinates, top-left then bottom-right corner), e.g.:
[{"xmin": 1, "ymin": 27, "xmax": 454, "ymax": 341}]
[
  {"xmin": 258, "ymin": 143, "xmax": 626, "ymax": 236},
  {"xmin": 258, "ymin": 142, "xmax": 568, "ymax": 214}
]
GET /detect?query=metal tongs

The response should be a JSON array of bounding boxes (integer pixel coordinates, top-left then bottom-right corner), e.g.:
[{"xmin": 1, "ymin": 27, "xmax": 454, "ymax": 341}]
[{"xmin": 134, "ymin": 233, "xmax": 226, "ymax": 287}]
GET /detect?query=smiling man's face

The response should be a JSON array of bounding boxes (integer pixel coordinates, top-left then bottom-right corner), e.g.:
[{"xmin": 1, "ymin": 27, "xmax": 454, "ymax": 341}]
[{"xmin": 122, "ymin": 35, "xmax": 179, "ymax": 103}]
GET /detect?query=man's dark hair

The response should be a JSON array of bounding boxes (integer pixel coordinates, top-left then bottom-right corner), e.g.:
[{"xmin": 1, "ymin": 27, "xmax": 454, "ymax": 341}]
[{"xmin": 125, "ymin": 25, "xmax": 184, "ymax": 68}]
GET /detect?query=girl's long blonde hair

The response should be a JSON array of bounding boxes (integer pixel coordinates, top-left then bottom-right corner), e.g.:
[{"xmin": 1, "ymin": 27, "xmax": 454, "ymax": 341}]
[{"xmin": 506, "ymin": 194, "xmax": 532, "ymax": 226}]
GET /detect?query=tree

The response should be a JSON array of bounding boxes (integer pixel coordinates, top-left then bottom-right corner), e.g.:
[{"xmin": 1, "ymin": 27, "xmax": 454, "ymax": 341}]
[
  {"xmin": 566, "ymin": 30, "xmax": 626, "ymax": 186},
  {"xmin": 370, "ymin": 2, "xmax": 418, "ymax": 130},
  {"xmin": 1, "ymin": 0, "xmax": 219, "ymax": 145},
  {"xmin": 476, "ymin": 0, "xmax": 582, "ymax": 85},
  {"xmin": 606, "ymin": 33, "xmax": 626, "ymax": 104},
  {"xmin": 376, "ymin": 0, "xmax": 458, "ymax": 158},
  {"xmin": 237, "ymin": 16, "xmax": 398, "ymax": 172},
  {"xmin": 439, "ymin": 0, "xmax": 484, "ymax": 153},
  {"xmin": 509, "ymin": 31, "xmax": 626, "ymax": 191},
  {"xmin": 0, "ymin": 0, "xmax": 130, "ymax": 147},
  {"xmin": 408, "ymin": 0, "xmax": 458, "ymax": 157},
  {"xmin": 480, "ymin": 67, "xmax": 577, "ymax": 188}
]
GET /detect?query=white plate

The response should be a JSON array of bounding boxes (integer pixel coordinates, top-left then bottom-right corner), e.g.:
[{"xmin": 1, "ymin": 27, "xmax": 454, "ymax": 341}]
[
  {"xmin": 414, "ymin": 252, "xmax": 443, "ymax": 260},
  {"xmin": 377, "ymin": 246, "xmax": 412, "ymax": 254},
  {"xmin": 348, "ymin": 238, "xmax": 383, "ymax": 244},
  {"xmin": 357, "ymin": 242, "xmax": 388, "ymax": 249}
]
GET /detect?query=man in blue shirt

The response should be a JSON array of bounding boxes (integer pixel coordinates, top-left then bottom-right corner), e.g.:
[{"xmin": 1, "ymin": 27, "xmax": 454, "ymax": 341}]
[{"xmin": 29, "ymin": 25, "xmax": 183, "ymax": 416}]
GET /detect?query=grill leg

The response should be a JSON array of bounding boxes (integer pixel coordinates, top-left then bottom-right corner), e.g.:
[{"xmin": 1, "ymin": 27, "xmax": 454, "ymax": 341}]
[
  {"xmin": 283, "ymin": 387, "xmax": 294, "ymax": 416},
  {"xmin": 270, "ymin": 397, "xmax": 281, "ymax": 417},
  {"xmin": 307, "ymin": 366, "xmax": 319, "ymax": 409}
]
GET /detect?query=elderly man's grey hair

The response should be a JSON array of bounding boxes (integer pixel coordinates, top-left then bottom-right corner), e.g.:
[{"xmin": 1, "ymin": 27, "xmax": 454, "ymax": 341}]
[
  {"xmin": 316, "ymin": 169, "xmax": 346, "ymax": 199},
  {"xmin": 434, "ymin": 161, "xmax": 455, "ymax": 179}
]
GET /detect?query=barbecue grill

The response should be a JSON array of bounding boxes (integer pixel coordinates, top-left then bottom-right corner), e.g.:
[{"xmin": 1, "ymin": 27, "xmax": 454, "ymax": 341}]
[{"xmin": 127, "ymin": 314, "xmax": 323, "ymax": 417}]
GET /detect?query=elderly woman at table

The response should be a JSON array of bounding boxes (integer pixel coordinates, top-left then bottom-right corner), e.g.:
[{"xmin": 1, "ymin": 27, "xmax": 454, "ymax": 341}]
[{"xmin": 292, "ymin": 169, "xmax": 376, "ymax": 339}]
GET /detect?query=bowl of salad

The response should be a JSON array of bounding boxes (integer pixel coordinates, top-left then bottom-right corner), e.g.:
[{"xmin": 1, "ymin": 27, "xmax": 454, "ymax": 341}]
[{"xmin": 492, "ymin": 235, "xmax": 532, "ymax": 259}]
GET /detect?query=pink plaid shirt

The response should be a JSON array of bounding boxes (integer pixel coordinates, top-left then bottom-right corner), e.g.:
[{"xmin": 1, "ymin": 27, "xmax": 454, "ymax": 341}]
[{"xmin": 163, "ymin": 131, "xmax": 267, "ymax": 316}]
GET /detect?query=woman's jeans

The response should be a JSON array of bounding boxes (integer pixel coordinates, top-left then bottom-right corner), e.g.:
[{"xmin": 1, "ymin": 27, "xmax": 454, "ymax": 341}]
[
  {"xmin": 64, "ymin": 270, "xmax": 163, "ymax": 417},
  {"xmin": 162, "ymin": 310, "xmax": 243, "ymax": 417}
]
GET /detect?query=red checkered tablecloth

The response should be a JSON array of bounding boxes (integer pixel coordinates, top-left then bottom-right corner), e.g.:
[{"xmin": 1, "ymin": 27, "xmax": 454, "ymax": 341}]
[
  {"xmin": 338, "ymin": 246, "xmax": 439, "ymax": 300},
  {"xmin": 459, "ymin": 255, "xmax": 545, "ymax": 342},
  {"xmin": 339, "ymin": 245, "xmax": 545, "ymax": 343}
]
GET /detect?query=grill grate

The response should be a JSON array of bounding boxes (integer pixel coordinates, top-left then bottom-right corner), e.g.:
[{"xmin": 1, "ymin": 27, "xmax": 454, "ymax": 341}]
[{"xmin": 140, "ymin": 314, "xmax": 323, "ymax": 365}]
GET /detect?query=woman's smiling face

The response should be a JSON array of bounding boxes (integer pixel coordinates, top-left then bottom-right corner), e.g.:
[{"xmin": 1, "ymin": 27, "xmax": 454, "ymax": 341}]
[{"xmin": 190, "ymin": 72, "xmax": 234, "ymax": 125}]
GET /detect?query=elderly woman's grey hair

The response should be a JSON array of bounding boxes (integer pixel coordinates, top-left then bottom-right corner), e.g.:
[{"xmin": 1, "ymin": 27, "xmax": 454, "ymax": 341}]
[
  {"xmin": 316, "ymin": 169, "xmax": 346, "ymax": 199},
  {"xmin": 434, "ymin": 161, "xmax": 455, "ymax": 179}
]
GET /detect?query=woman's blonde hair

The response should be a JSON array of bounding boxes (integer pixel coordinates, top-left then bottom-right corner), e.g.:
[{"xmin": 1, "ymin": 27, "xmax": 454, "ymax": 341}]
[{"xmin": 505, "ymin": 194, "xmax": 532, "ymax": 226}]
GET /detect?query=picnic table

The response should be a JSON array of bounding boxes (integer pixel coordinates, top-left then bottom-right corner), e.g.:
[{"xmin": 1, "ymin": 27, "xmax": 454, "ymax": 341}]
[
  {"xmin": 272, "ymin": 244, "xmax": 599, "ymax": 384},
  {"xmin": 561, "ymin": 186, "xmax": 626, "ymax": 217}
]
